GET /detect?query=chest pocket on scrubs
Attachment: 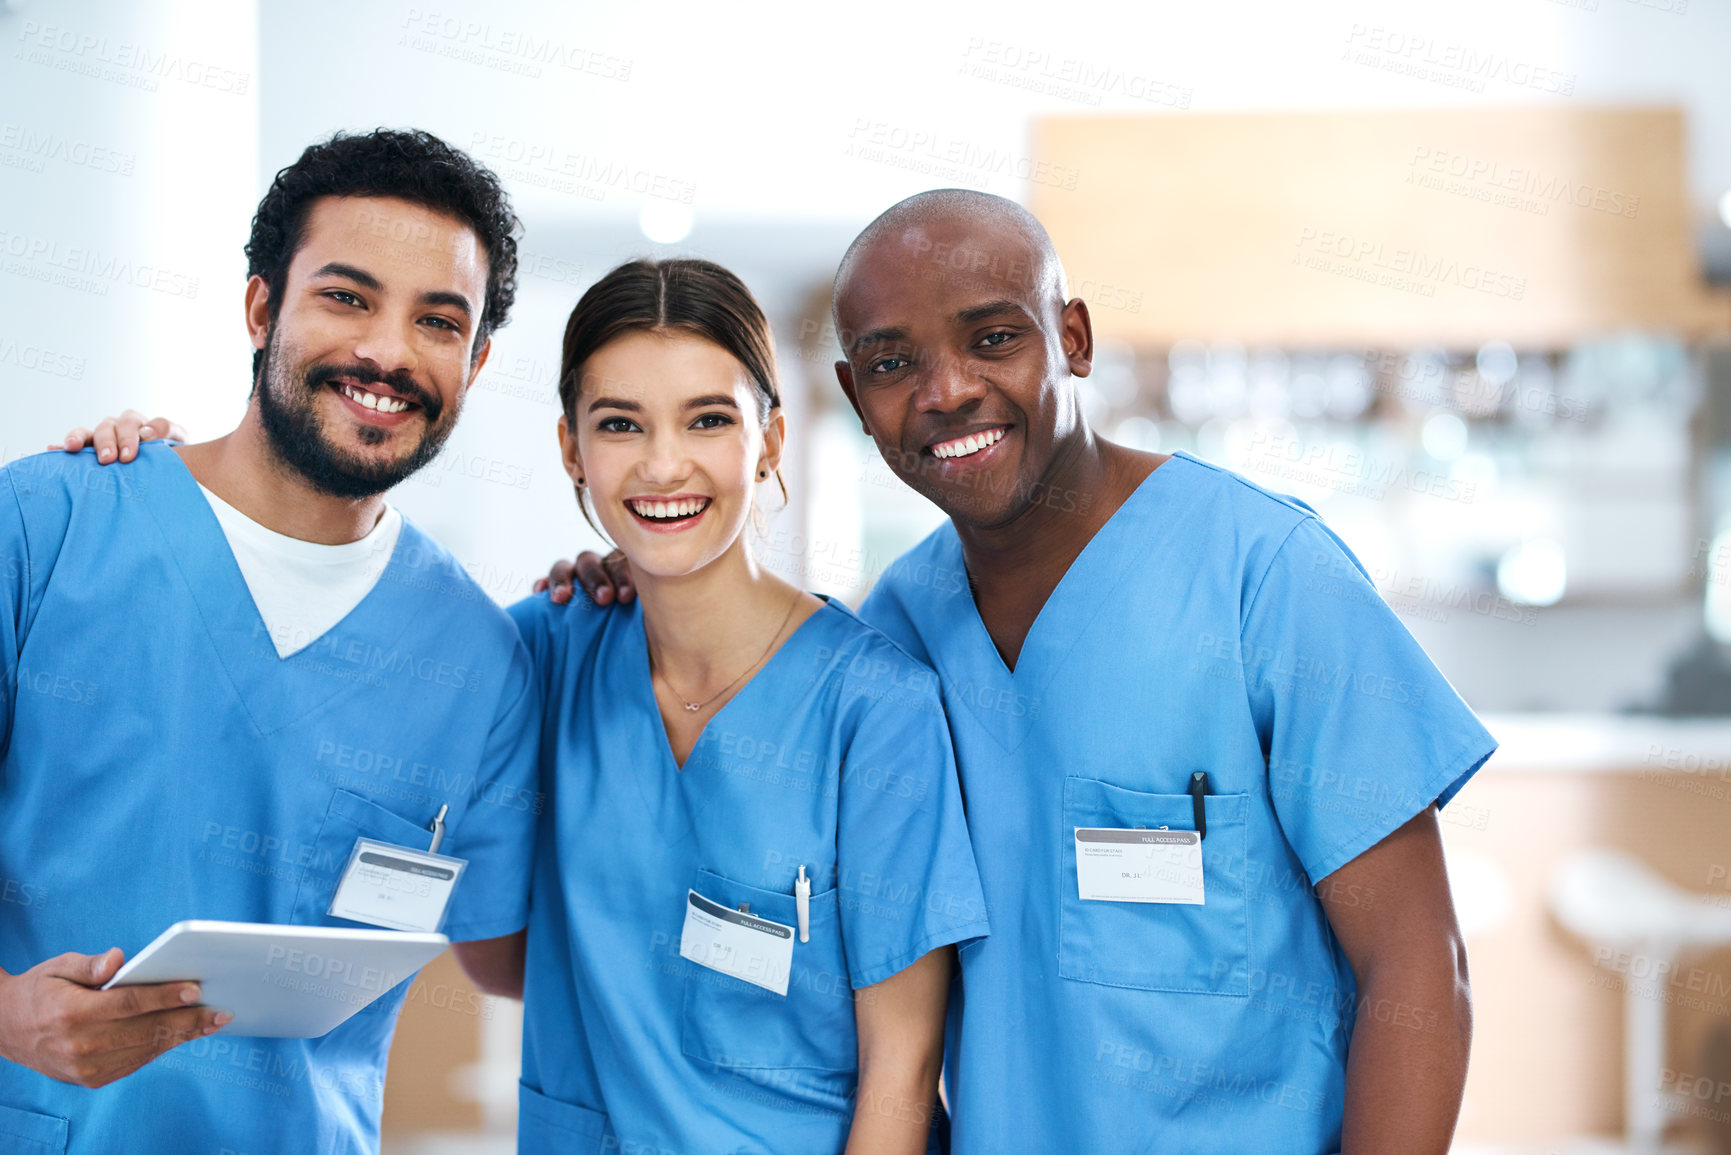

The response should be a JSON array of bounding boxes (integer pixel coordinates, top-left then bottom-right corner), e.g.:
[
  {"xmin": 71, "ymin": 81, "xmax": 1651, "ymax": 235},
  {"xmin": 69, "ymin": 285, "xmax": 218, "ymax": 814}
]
[
  {"xmin": 291, "ymin": 788, "xmax": 434, "ymax": 926},
  {"xmin": 1059, "ymin": 776, "xmax": 1251, "ymax": 995},
  {"xmin": 681, "ymin": 868, "xmax": 856, "ymax": 1075},
  {"xmin": 0, "ymin": 1104, "xmax": 67, "ymax": 1154}
]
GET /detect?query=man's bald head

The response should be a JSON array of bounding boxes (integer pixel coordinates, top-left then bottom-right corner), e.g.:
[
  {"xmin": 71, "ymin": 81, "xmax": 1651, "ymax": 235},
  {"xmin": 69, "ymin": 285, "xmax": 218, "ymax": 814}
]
[
  {"xmin": 833, "ymin": 189, "xmax": 1069, "ymax": 326},
  {"xmin": 828, "ymin": 188, "xmax": 1096, "ymax": 532}
]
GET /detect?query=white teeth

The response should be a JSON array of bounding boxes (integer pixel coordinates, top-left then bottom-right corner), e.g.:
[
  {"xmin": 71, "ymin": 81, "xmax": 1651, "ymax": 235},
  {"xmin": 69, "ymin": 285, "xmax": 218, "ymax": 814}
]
[
  {"xmin": 631, "ymin": 497, "xmax": 707, "ymax": 521},
  {"xmin": 342, "ymin": 384, "xmax": 410, "ymax": 414},
  {"xmin": 933, "ymin": 428, "xmax": 1004, "ymax": 460}
]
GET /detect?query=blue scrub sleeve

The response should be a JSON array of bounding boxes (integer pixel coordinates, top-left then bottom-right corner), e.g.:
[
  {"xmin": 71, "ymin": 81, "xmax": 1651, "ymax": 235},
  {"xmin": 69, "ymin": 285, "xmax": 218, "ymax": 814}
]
[
  {"xmin": 0, "ymin": 465, "xmax": 72, "ymax": 763},
  {"xmin": 437, "ymin": 640, "xmax": 542, "ymax": 942},
  {"xmin": 508, "ymin": 591, "xmax": 614, "ymax": 696},
  {"xmin": 836, "ymin": 681, "xmax": 989, "ymax": 989},
  {"xmin": 0, "ymin": 472, "xmax": 25, "ymax": 761},
  {"xmin": 507, "ymin": 593, "xmax": 555, "ymax": 694},
  {"xmin": 1241, "ymin": 517, "xmax": 1497, "ymax": 884}
]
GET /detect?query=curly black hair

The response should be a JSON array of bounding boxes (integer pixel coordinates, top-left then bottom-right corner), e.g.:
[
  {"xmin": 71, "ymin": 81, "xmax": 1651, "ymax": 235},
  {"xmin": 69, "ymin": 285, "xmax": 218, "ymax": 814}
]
[{"xmin": 244, "ymin": 128, "xmax": 520, "ymax": 377}]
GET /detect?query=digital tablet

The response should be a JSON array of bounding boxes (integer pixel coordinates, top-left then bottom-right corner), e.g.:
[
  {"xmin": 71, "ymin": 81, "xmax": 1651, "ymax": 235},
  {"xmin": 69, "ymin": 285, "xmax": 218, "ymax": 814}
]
[{"xmin": 103, "ymin": 920, "xmax": 450, "ymax": 1038}]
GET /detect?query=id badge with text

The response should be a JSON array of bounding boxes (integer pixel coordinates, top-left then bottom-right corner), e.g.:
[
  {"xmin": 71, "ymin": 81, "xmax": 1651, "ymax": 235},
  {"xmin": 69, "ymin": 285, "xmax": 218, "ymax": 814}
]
[
  {"xmin": 679, "ymin": 890, "xmax": 794, "ymax": 996},
  {"xmin": 1074, "ymin": 827, "xmax": 1204, "ymax": 904},
  {"xmin": 327, "ymin": 838, "xmax": 467, "ymax": 933}
]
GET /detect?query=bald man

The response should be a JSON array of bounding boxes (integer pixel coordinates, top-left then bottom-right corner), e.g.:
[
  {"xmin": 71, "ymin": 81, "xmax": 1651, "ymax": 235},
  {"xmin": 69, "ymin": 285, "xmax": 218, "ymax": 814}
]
[
  {"xmin": 550, "ymin": 190, "xmax": 1494, "ymax": 1153},
  {"xmin": 828, "ymin": 190, "xmax": 1493, "ymax": 1154}
]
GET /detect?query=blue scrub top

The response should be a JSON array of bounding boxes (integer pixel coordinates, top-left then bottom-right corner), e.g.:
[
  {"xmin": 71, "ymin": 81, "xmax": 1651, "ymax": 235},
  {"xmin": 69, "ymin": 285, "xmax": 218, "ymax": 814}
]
[
  {"xmin": 860, "ymin": 451, "xmax": 1498, "ymax": 1155},
  {"xmin": 510, "ymin": 592, "xmax": 988, "ymax": 1155},
  {"xmin": 0, "ymin": 445, "xmax": 540, "ymax": 1155}
]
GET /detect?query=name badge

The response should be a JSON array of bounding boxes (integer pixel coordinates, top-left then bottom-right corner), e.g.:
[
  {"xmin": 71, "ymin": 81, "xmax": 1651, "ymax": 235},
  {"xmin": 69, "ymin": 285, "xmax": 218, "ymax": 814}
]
[
  {"xmin": 679, "ymin": 890, "xmax": 794, "ymax": 996},
  {"xmin": 328, "ymin": 838, "xmax": 467, "ymax": 933},
  {"xmin": 1074, "ymin": 827, "xmax": 1204, "ymax": 905}
]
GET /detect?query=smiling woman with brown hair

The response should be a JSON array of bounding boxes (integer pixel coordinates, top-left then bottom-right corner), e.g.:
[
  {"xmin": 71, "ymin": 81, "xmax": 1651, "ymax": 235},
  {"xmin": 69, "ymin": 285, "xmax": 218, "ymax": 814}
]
[{"xmin": 480, "ymin": 257, "xmax": 987, "ymax": 1155}]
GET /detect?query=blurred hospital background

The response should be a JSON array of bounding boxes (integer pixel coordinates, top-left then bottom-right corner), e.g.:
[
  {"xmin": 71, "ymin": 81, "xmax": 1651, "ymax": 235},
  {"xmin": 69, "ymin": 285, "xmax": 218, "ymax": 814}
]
[{"xmin": 6, "ymin": 0, "xmax": 1731, "ymax": 1150}]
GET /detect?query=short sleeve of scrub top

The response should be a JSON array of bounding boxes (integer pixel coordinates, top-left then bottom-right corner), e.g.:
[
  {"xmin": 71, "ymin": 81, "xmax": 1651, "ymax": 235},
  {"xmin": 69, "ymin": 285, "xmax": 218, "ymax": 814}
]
[
  {"xmin": 835, "ymin": 669, "xmax": 989, "ymax": 988},
  {"xmin": 508, "ymin": 589, "xmax": 557, "ymax": 688},
  {"xmin": 439, "ymin": 638, "xmax": 543, "ymax": 942},
  {"xmin": 1, "ymin": 464, "xmax": 73, "ymax": 762},
  {"xmin": 0, "ymin": 471, "xmax": 33, "ymax": 759},
  {"xmin": 1240, "ymin": 515, "xmax": 1498, "ymax": 883}
]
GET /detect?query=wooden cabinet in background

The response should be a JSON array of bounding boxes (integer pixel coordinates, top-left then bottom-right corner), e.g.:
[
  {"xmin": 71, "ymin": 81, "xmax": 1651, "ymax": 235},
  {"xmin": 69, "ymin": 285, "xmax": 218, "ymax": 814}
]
[{"xmin": 1030, "ymin": 107, "xmax": 1724, "ymax": 348}]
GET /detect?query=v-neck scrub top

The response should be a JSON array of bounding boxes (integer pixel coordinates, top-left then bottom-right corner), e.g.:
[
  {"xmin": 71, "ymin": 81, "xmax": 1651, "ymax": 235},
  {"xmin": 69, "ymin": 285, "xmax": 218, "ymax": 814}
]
[
  {"xmin": 0, "ymin": 445, "xmax": 541, "ymax": 1155},
  {"xmin": 509, "ymin": 593, "xmax": 988, "ymax": 1155},
  {"xmin": 859, "ymin": 451, "xmax": 1498, "ymax": 1155}
]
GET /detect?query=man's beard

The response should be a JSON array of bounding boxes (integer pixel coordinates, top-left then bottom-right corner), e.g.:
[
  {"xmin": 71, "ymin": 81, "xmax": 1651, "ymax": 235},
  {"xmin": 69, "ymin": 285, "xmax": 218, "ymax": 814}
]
[{"xmin": 254, "ymin": 328, "xmax": 459, "ymax": 499}]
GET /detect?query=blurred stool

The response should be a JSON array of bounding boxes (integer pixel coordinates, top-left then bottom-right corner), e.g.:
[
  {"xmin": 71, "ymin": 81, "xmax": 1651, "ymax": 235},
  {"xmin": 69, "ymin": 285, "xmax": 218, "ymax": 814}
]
[{"xmin": 1550, "ymin": 849, "xmax": 1731, "ymax": 1152}]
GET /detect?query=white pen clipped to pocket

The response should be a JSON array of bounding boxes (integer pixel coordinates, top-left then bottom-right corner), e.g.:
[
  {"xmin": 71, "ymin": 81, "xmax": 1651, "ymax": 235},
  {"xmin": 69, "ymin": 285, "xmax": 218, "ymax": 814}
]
[{"xmin": 795, "ymin": 865, "xmax": 811, "ymax": 943}]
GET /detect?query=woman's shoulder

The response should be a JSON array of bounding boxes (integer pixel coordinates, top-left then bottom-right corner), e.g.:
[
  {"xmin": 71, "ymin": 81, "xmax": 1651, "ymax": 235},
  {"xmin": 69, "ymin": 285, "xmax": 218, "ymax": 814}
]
[
  {"xmin": 508, "ymin": 591, "xmax": 629, "ymax": 672},
  {"xmin": 799, "ymin": 598, "xmax": 944, "ymax": 720}
]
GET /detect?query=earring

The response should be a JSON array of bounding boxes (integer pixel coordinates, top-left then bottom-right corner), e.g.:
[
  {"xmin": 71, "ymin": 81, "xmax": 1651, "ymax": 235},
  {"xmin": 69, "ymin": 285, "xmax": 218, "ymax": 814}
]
[
  {"xmin": 758, "ymin": 470, "xmax": 767, "ymax": 479},
  {"xmin": 576, "ymin": 477, "xmax": 586, "ymax": 487}
]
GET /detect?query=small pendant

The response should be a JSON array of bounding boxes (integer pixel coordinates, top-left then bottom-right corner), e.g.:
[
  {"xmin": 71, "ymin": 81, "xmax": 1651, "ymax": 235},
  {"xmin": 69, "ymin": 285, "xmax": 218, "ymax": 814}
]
[{"xmin": 682, "ymin": 701, "xmax": 701, "ymax": 712}]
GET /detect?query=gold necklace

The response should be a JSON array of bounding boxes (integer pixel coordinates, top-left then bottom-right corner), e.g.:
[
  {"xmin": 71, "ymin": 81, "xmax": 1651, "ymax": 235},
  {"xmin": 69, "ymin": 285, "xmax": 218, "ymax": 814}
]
[{"xmin": 653, "ymin": 593, "xmax": 803, "ymax": 713}]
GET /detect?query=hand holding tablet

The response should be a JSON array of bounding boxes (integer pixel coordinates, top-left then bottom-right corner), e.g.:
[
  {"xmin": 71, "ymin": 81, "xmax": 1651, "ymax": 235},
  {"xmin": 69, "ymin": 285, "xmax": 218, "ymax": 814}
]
[
  {"xmin": 103, "ymin": 921, "xmax": 450, "ymax": 1039},
  {"xmin": 0, "ymin": 946, "xmax": 228, "ymax": 1089}
]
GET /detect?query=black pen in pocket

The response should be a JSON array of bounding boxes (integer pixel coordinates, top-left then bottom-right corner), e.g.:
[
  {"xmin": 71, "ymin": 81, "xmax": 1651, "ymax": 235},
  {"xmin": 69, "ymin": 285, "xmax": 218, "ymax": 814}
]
[{"xmin": 1189, "ymin": 771, "xmax": 1209, "ymax": 839}]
